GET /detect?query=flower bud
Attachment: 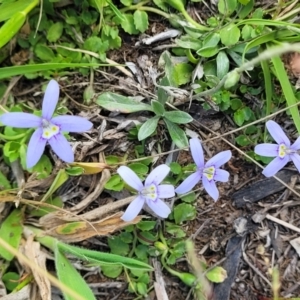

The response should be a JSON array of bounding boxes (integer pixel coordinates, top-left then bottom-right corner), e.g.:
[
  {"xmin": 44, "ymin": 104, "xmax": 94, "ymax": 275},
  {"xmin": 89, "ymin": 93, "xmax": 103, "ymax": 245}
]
[
  {"xmin": 164, "ymin": 0, "xmax": 186, "ymax": 12},
  {"xmin": 224, "ymin": 70, "xmax": 240, "ymax": 89},
  {"xmin": 177, "ymin": 272, "xmax": 196, "ymax": 286},
  {"xmin": 154, "ymin": 242, "xmax": 168, "ymax": 252}
]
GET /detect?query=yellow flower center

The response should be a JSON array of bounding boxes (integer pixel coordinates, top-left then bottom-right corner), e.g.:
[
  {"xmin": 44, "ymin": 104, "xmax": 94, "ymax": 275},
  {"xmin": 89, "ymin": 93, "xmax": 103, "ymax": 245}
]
[
  {"xmin": 141, "ymin": 184, "xmax": 157, "ymax": 201},
  {"xmin": 203, "ymin": 166, "xmax": 215, "ymax": 181},
  {"xmin": 41, "ymin": 119, "xmax": 59, "ymax": 139},
  {"xmin": 278, "ymin": 143, "xmax": 287, "ymax": 158}
]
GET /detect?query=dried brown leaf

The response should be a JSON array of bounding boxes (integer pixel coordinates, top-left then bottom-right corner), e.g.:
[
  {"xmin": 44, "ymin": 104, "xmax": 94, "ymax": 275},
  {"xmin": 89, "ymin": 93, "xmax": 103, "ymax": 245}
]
[{"xmin": 44, "ymin": 212, "xmax": 142, "ymax": 243}]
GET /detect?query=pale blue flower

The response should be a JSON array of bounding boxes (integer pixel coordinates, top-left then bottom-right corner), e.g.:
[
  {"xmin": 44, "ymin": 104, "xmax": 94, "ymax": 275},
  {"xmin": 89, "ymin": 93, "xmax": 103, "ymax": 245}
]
[
  {"xmin": 255, "ymin": 120, "xmax": 300, "ymax": 177},
  {"xmin": 117, "ymin": 164, "xmax": 174, "ymax": 221},
  {"xmin": 175, "ymin": 138, "xmax": 231, "ymax": 201},
  {"xmin": 0, "ymin": 80, "xmax": 93, "ymax": 168}
]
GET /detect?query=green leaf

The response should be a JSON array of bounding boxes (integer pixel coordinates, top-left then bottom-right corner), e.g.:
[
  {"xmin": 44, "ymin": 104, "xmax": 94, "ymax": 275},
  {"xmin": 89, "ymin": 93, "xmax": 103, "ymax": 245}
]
[
  {"xmin": 137, "ymin": 282, "xmax": 148, "ymax": 295},
  {"xmin": 101, "ymin": 265, "xmax": 123, "ymax": 278},
  {"xmin": 34, "ymin": 44, "xmax": 55, "ymax": 61},
  {"xmin": 233, "ymin": 109, "xmax": 245, "ymax": 126},
  {"xmin": 206, "ymin": 266, "xmax": 227, "ymax": 283},
  {"xmin": 164, "ymin": 111, "xmax": 193, "ymax": 124},
  {"xmin": 151, "ymin": 100, "xmax": 165, "ymax": 116},
  {"xmin": 136, "ymin": 221, "xmax": 156, "ymax": 231},
  {"xmin": 3, "ymin": 141, "xmax": 20, "ymax": 162},
  {"xmin": 169, "ymin": 162, "xmax": 181, "ymax": 174},
  {"xmin": 138, "ymin": 116, "xmax": 160, "ymax": 141},
  {"xmin": 29, "ymin": 196, "xmax": 63, "ymax": 217},
  {"xmin": 218, "ymin": 0, "xmax": 237, "ymax": 15},
  {"xmin": 216, "ymin": 51, "xmax": 229, "ymax": 79},
  {"xmin": 41, "ymin": 169, "xmax": 68, "ymax": 202},
  {"xmin": 0, "ymin": 169, "xmax": 11, "ymax": 189},
  {"xmin": 172, "ymin": 62, "xmax": 193, "ymax": 85},
  {"xmin": 197, "ymin": 33, "xmax": 220, "ymax": 57},
  {"xmin": 105, "ymin": 174, "xmax": 124, "ymax": 191},
  {"xmin": 120, "ymin": 14, "xmax": 139, "ymax": 34},
  {"xmin": 175, "ymin": 35, "xmax": 202, "ymax": 50},
  {"xmin": 128, "ymin": 163, "xmax": 149, "ymax": 175},
  {"xmin": 0, "ymin": 63, "xmax": 103, "ymax": 79},
  {"xmin": 164, "ymin": 118, "xmax": 188, "ymax": 148},
  {"xmin": 83, "ymin": 36, "xmax": 109, "ymax": 54},
  {"xmin": 181, "ymin": 192, "xmax": 196, "ymax": 203},
  {"xmin": 47, "ymin": 22, "xmax": 63, "ymax": 42},
  {"xmin": 55, "ymin": 248, "xmax": 96, "ymax": 300},
  {"xmin": 231, "ymin": 98, "xmax": 243, "ymax": 110},
  {"xmin": 271, "ymin": 54, "xmax": 300, "ymax": 134},
  {"xmin": 0, "ymin": 209, "xmax": 23, "ymax": 261},
  {"xmin": 2, "ymin": 272, "xmax": 20, "ymax": 291},
  {"xmin": 235, "ymin": 134, "xmax": 251, "ymax": 146},
  {"xmin": 237, "ymin": 0, "xmax": 254, "ymax": 18},
  {"xmin": 174, "ymin": 203, "xmax": 196, "ymax": 224},
  {"xmin": 220, "ymin": 24, "xmax": 240, "ymax": 46},
  {"xmin": 135, "ymin": 244, "xmax": 149, "ymax": 260},
  {"xmin": 133, "ymin": 10, "xmax": 148, "ymax": 33},
  {"xmin": 96, "ymin": 92, "xmax": 152, "ymax": 113},
  {"xmin": 108, "ymin": 236, "xmax": 130, "ymax": 256}
]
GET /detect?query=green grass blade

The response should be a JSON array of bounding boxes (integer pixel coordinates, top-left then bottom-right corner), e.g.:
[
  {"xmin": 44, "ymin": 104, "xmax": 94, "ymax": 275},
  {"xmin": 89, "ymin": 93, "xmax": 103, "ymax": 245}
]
[
  {"xmin": 0, "ymin": 0, "xmax": 36, "ymax": 22},
  {"xmin": 0, "ymin": 63, "xmax": 105, "ymax": 79},
  {"xmin": 55, "ymin": 247, "xmax": 96, "ymax": 300},
  {"xmin": 260, "ymin": 48, "xmax": 273, "ymax": 141},
  {"xmin": 58, "ymin": 242, "xmax": 153, "ymax": 271},
  {"xmin": 270, "ymin": 51, "xmax": 300, "ymax": 133}
]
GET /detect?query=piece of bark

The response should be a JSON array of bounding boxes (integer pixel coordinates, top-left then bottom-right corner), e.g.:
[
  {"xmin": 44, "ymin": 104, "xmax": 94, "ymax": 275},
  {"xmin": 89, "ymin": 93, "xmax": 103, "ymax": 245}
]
[
  {"xmin": 213, "ymin": 236, "xmax": 243, "ymax": 300},
  {"xmin": 232, "ymin": 170, "xmax": 296, "ymax": 208}
]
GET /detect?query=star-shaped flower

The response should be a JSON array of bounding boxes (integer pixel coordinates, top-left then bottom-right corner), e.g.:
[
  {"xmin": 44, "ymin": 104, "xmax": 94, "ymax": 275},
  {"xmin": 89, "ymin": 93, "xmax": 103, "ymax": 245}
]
[
  {"xmin": 254, "ymin": 120, "xmax": 300, "ymax": 177},
  {"xmin": 117, "ymin": 164, "xmax": 174, "ymax": 221},
  {"xmin": 0, "ymin": 80, "xmax": 93, "ymax": 168},
  {"xmin": 175, "ymin": 138, "xmax": 232, "ymax": 201}
]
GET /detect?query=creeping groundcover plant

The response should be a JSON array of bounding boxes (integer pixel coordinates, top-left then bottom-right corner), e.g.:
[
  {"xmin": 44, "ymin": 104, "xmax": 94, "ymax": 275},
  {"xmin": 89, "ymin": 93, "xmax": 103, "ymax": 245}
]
[
  {"xmin": 175, "ymin": 138, "xmax": 232, "ymax": 201},
  {"xmin": 255, "ymin": 120, "xmax": 300, "ymax": 177},
  {"xmin": 0, "ymin": 80, "xmax": 93, "ymax": 168}
]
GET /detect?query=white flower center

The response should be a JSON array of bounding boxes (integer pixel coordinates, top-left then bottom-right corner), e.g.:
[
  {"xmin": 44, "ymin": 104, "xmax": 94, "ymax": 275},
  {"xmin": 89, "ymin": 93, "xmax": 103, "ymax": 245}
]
[
  {"xmin": 140, "ymin": 184, "xmax": 157, "ymax": 201},
  {"xmin": 41, "ymin": 119, "xmax": 59, "ymax": 139},
  {"xmin": 278, "ymin": 143, "xmax": 287, "ymax": 158},
  {"xmin": 202, "ymin": 166, "xmax": 215, "ymax": 181}
]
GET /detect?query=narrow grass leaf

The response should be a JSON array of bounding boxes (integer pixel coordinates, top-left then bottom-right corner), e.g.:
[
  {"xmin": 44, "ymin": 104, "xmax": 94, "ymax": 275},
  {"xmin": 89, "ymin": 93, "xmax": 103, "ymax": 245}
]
[
  {"xmin": 55, "ymin": 247, "xmax": 96, "ymax": 300},
  {"xmin": 0, "ymin": 63, "xmax": 103, "ymax": 79},
  {"xmin": 41, "ymin": 169, "xmax": 69, "ymax": 202},
  {"xmin": 0, "ymin": 209, "xmax": 23, "ymax": 261},
  {"xmin": 57, "ymin": 242, "xmax": 153, "ymax": 271},
  {"xmin": 271, "ymin": 53, "xmax": 300, "ymax": 133}
]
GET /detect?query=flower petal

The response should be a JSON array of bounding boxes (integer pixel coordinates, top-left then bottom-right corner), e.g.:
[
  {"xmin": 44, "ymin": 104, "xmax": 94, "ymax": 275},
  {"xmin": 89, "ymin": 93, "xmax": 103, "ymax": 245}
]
[
  {"xmin": 214, "ymin": 169, "xmax": 229, "ymax": 182},
  {"xmin": 158, "ymin": 184, "xmax": 175, "ymax": 198},
  {"xmin": 291, "ymin": 136, "xmax": 300, "ymax": 150},
  {"xmin": 146, "ymin": 198, "xmax": 171, "ymax": 218},
  {"xmin": 121, "ymin": 196, "xmax": 145, "ymax": 222},
  {"xmin": 145, "ymin": 164, "xmax": 170, "ymax": 186},
  {"xmin": 262, "ymin": 155, "xmax": 289, "ymax": 177},
  {"xmin": 266, "ymin": 120, "xmax": 290, "ymax": 146},
  {"xmin": 254, "ymin": 144, "xmax": 278, "ymax": 157},
  {"xmin": 202, "ymin": 176, "xmax": 219, "ymax": 201},
  {"xmin": 291, "ymin": 153, "xmax": 300, "ymax": 172},
  {"xmin": 51, "ymin": 115, "xmax": 93, "ymax": 132},
  {"xmin": 206, "ymin": 150, "xmax": 232, "ymax": 168},
  {"xmin": 117, "ymin": 166, "xmax": 143, "ymax": 191},
  {"xmin": 48, "ymin": 133, "xmax": 74, "ymax": 163},
  {"xmin": 175, "ymin": 172, "xmax": 201, "ymax": 194},
  {"xmin": 42, "ymin": 80, "xmax": 60, "ymax": 120},
  {"xmin": 26, "ymin": 128, "xmax": 47, "ymax": 168},
  {"xmin": 0, "ymin": 112, "xmax": 41, "ymax": 128},
  {"xmin": 190, "ymin": 138, "xmax": 204, "ymax": 168}
]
